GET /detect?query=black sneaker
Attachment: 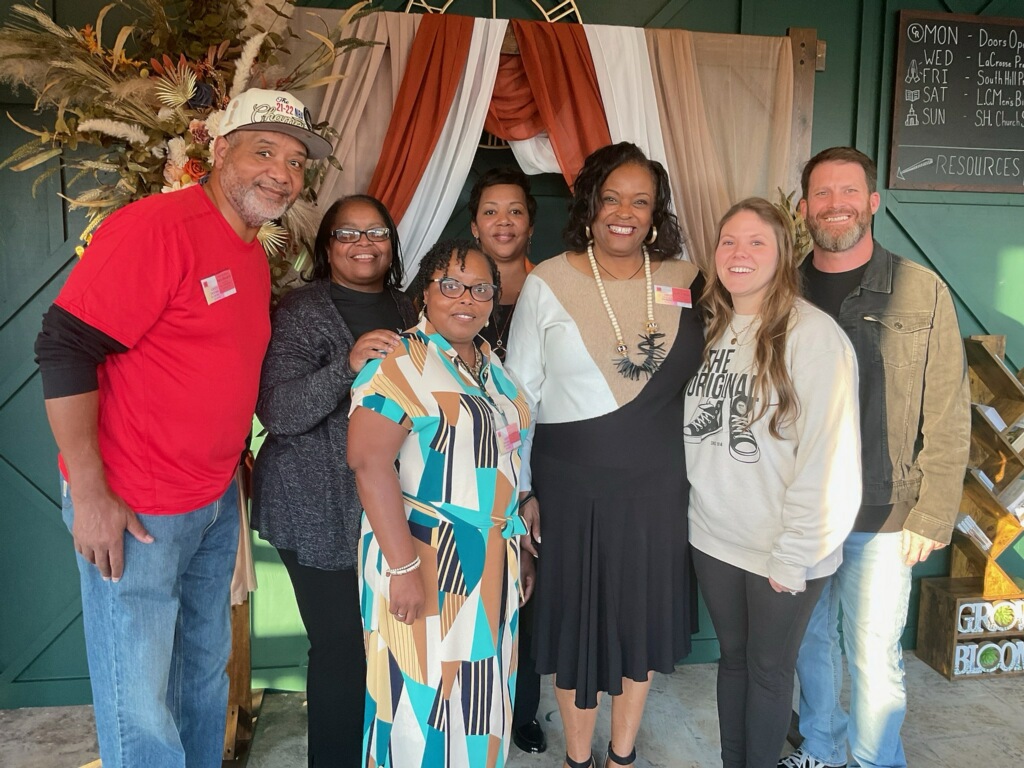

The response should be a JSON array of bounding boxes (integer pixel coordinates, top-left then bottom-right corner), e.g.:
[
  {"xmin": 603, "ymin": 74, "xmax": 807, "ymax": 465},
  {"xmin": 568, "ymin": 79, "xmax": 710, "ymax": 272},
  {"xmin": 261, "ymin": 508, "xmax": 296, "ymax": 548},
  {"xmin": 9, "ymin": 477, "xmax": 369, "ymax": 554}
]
[
  {"xmin": 728, "ymin": 394, "xmax": 759, "ymax": 463},
  {"xmin": 684, "ymin": 400, "xmax": 723, "ymax": 442}
]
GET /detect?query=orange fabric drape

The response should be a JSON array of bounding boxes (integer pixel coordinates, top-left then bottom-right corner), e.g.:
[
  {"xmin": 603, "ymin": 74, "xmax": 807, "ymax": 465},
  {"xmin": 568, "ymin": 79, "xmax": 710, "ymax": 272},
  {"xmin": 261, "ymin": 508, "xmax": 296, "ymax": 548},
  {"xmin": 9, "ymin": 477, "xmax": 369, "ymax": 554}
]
[
  {"xmin": 366, "ymin": 13, "xmax": 474, "ymax": 223},
  {"xmin": 484, "ymin": 54, "xmax": 545, "ymax": 141},
  {"xmin": 508, "ymin": 20, "xmax": 611, "ymax": 188}
]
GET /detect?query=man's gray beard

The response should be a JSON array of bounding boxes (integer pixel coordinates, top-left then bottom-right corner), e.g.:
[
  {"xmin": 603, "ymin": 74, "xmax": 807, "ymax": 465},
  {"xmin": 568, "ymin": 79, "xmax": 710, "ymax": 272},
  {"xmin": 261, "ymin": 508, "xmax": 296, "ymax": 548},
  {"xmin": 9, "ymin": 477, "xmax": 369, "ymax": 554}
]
[
  {"xmin": 220, "ymin": 166, "xmax": 292, "ymax": 228},
  {"xmin": 807, "ymin": 214, "xmax": 870, "ymax": 253}
]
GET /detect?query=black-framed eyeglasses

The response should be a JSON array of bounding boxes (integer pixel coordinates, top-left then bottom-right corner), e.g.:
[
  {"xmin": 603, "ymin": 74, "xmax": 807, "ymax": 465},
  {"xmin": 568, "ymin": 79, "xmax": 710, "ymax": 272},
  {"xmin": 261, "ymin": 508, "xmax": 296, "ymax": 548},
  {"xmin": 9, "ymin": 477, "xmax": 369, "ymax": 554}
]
[
  {"xmin": 332, "ymin": 227, "xmax": 390, "ymax": 243},
  {"xmin": 432, "ymin": 277, "xmax": 497, "ymax": 302}
]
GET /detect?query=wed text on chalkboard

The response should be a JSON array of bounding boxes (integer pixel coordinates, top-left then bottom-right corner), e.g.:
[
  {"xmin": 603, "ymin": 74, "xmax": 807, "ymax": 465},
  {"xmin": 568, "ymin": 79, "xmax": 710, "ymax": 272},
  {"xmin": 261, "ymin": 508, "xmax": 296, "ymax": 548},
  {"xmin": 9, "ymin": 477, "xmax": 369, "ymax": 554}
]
[{"xmin": 889, "ymin": 10, "xmax": 1024, "ymax": 193}]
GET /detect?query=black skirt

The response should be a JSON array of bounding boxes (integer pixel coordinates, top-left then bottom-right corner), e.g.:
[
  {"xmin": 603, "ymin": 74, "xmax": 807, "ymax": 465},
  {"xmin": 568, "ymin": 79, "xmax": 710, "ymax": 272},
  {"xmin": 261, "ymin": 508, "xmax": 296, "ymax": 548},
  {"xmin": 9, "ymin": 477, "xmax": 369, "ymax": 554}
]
[{"xmin": 530, "ymin": 307, "xmax": 702, "ymax": 709}]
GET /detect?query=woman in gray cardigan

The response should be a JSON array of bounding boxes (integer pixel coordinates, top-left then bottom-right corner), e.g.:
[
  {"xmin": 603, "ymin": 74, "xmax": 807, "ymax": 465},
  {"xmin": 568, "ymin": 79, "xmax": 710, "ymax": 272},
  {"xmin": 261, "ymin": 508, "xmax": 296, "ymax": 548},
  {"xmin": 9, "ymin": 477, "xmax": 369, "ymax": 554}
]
[{"xmin": 250, "ymin": 195, "xmax": 417, "ymax": 768}]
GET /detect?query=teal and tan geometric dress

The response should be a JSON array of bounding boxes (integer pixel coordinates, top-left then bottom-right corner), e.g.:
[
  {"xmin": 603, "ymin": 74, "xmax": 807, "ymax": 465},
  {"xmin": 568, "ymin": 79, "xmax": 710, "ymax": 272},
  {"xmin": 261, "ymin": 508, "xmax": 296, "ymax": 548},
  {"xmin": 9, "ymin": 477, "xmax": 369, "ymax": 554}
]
[{"xmin": 350, "ymin": 318, "xmax": 531, "ymax": 768}]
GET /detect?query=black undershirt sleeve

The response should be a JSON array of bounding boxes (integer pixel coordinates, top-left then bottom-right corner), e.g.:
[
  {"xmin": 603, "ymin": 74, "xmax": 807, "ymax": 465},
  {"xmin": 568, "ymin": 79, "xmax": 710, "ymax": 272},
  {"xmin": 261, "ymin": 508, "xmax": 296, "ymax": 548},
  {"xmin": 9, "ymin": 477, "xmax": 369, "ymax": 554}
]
[{"xmin": 35, "ymin": 305, "xmax": 129, "ymax": 399}]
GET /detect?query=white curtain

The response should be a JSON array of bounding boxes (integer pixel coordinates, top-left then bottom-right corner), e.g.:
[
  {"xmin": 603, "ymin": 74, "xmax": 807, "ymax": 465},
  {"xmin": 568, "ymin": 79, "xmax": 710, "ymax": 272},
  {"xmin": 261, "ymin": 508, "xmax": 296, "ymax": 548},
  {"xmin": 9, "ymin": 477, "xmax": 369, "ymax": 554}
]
[
  {"xmin": 397, "ymin": 18, "xmax": 509, "ymax": 282},
  {"xmin": 509, "ymin": 134, "xmax": 560, "ymax": 176},
  {"xmin": 584, "ymin": 24, "xmax": 671, "ymax": 174}
]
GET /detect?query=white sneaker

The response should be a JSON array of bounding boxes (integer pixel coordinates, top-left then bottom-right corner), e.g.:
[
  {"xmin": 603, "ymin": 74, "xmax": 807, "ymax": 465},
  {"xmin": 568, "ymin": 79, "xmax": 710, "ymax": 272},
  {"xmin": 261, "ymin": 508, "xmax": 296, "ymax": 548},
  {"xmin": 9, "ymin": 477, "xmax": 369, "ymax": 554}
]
[{"xmin": 778, "ymin": 749, "xmax": 846, "ymax": 768}]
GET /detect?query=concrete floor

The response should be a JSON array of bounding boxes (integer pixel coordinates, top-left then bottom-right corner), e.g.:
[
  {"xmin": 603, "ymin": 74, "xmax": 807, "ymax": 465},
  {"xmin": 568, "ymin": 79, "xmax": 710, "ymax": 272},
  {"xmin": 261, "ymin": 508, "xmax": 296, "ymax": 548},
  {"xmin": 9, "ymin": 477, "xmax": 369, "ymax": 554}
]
[{"xmin": 2, "ymin": 653, "xmax": 1022, "ymax": 767}]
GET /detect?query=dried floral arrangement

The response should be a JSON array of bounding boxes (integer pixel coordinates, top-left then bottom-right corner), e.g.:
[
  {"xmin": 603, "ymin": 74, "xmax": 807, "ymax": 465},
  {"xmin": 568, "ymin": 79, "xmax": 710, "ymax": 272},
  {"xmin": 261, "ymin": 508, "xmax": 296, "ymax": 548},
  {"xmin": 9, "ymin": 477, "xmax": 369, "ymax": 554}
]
[
  {"xmin": 0, "ymin": 0, "xmax": 373, "ymax": 292},
  {"xmin": 773, "ymin": 187, "xmax": 813, "ymax": 262}
]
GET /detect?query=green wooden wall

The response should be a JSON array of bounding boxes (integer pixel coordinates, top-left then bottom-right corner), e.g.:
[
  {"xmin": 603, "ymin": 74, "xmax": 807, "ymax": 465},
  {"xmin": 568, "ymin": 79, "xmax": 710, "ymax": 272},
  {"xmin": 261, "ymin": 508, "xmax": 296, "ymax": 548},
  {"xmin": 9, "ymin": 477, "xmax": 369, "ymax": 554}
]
[{"xmin": 2, "ymin": 0, "xmax": 1022, "ymax": 707}]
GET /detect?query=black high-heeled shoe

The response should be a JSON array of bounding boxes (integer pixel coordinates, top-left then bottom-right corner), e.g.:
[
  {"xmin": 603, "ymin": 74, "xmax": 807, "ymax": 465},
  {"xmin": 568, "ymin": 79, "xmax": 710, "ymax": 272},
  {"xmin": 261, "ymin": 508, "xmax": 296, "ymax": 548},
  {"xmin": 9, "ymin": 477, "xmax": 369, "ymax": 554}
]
[
  {"xmin": 606, "ymin": 741, "xmax": 637, "ymax": 765},
  {"xmin": 565, "ymin": 752, "xmax": 596, "ymax": 768}
]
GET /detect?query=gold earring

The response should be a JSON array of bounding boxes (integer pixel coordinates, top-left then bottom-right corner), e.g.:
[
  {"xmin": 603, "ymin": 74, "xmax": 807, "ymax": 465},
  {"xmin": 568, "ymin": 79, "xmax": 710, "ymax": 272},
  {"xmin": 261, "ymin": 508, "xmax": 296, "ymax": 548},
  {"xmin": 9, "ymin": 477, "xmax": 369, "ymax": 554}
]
[{"xmin": 645, "ymin": 226, "xmax": 658, "ymax": 245}]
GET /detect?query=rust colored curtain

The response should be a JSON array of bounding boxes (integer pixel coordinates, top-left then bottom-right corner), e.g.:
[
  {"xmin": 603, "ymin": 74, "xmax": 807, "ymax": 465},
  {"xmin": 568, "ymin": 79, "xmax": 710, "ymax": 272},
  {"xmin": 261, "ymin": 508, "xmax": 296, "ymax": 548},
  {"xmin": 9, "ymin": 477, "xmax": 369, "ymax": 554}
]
[
  {"xmin": 508, "ymin": 19, "xmax": 611, "ymax": 187},
  {"xmin": 366, "ymin": 13, "xmax": 474, "ymax": 222},
  {"xmin": 484, "ymin": 54, "xmax": 545, "ymax": 141}
]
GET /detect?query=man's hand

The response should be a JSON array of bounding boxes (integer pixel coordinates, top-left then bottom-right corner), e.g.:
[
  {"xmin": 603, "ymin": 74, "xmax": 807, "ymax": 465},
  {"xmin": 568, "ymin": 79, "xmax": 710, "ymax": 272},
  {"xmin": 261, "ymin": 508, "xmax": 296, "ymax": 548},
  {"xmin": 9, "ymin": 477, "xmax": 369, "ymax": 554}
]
[
  {"xmin": 900, "ymin": 529, "xmax": 946, "ymax": 566},
  {"xmin": 519, "ymin": 495, "xmax": 541, "ymax": 558},
  {"xmin": 520, "ymin": 551, "xmax": 536, "ymax": 605},
  {"xmin": 71, "ymin": 484, "xmax": 152, "ymax": 582}
]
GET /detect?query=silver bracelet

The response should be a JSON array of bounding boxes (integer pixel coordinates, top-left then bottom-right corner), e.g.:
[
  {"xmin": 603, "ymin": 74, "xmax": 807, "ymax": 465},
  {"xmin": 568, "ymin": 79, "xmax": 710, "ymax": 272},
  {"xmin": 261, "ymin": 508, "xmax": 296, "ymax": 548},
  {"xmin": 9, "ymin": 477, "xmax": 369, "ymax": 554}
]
[{"xmin": 386, "ymin": 555, "xmax": 421, "ymax": 577}]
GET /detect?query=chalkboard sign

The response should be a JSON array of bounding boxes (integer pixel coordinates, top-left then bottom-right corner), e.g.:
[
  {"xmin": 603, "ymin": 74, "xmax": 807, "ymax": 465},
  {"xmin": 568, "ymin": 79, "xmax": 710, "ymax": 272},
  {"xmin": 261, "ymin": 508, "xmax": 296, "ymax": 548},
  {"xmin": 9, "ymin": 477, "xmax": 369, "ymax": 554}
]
[{"xmin": 889, "ymin": 10, "xmax": 1024, "ymax": 193}]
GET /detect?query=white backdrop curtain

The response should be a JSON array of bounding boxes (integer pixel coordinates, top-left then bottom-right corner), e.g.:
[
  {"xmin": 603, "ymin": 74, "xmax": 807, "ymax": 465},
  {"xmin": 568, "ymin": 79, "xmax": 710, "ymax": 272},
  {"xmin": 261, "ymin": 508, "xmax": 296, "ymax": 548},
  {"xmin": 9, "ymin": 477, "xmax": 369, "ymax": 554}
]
[{"xmin": 396, "ymin": 18, "xmax": 508, "ymax": 277}]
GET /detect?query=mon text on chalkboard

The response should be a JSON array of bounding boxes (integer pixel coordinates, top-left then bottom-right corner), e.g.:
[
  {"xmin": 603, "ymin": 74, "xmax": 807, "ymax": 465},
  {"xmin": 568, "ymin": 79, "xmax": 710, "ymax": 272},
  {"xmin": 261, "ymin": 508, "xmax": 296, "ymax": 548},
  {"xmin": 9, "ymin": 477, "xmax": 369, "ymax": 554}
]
[{"xmin": 890, "ymin": 10, "xmax": 1024, "ymax": 193}]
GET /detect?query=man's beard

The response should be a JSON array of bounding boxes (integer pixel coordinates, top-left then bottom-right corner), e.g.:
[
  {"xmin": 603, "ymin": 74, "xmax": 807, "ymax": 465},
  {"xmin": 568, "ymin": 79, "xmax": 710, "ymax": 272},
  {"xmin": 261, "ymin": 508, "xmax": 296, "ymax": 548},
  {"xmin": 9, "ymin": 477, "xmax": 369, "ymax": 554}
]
[
  {"xmin": 807, "ymin": 208, "xmax": 871, "ymax": 253},
  {"xmin": 220, "ymin": 166, "xmax": 293, "ymax": 228}
]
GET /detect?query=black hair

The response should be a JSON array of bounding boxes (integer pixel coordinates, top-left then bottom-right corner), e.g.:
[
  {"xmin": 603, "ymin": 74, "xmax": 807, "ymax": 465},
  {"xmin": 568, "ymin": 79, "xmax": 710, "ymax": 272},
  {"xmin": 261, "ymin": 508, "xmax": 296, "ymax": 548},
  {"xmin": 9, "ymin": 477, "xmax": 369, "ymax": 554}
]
[
  {"xmin": 468, "ymin": 166, "xmax": 537, "ymax": 224},
  {"xmin": 801, "ymin": 146, "xmax": 878, "ymax": 199},
  {"xmin": 408, "ymin": 239, "xmax": 502, "ymax": 314},
  {"xmin": 563, "ymin": 142, "xmax": 685, "ymax": 260},
  {"xmin": 306, "ymin": 194, "xmax": 404, "ymax": 289}
]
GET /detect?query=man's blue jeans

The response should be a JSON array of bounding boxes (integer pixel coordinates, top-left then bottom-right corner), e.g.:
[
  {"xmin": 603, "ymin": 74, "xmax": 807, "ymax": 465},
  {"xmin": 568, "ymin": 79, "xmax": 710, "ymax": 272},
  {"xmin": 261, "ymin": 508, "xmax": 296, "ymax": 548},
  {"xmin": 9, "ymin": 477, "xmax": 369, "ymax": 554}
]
[
  {"xmin": 794, "ymin": 532, "xmax": 912, "ymax": 768},
  {"xmin": 62, "ymin": 478, "xmax": 239, "ymax": 768}
]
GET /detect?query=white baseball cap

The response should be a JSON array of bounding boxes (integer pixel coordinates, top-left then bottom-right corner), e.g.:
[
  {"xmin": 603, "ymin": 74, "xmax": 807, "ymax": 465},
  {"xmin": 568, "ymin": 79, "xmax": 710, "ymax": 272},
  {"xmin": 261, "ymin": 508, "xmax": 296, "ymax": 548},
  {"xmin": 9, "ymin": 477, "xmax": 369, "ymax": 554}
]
[{"xmin": 219, "ymin": 88, "xmax": 332, "ymax": 160}]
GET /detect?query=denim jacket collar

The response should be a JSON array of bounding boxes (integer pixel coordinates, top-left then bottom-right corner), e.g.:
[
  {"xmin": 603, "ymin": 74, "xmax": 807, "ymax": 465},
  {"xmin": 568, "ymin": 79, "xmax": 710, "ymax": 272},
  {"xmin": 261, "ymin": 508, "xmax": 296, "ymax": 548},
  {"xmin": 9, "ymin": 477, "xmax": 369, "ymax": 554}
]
[
  {"xmin": 801, "ymin": 238, "xmax": 894, "ymax": 298},
  {"xmin": 858, "ymin": 239, "xmax": 895, "ymax": 295}
]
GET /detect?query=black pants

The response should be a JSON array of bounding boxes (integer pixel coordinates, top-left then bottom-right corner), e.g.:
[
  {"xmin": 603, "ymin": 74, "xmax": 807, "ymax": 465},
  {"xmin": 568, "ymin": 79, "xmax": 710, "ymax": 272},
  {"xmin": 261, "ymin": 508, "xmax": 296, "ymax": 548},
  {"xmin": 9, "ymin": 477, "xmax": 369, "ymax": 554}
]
[
  {"xmin": 513, "ymin": 596, "xmax": 540, "ymax": 728},
  {"xmin": 278, "ymin": 550, "xmax": 365, "ymax": 768},
  {"xmin": 692, "ymin": 547, "xmax": 826, "ymax": 768}
]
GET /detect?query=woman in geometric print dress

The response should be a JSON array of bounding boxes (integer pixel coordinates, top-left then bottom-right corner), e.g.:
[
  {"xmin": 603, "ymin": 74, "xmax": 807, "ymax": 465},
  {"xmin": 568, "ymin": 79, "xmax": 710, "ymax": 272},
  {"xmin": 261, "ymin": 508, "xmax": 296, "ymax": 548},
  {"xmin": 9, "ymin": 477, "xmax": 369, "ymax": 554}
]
[{"xmin": 348, "ymin": 239, "xmax": 532, "ymax": 768}]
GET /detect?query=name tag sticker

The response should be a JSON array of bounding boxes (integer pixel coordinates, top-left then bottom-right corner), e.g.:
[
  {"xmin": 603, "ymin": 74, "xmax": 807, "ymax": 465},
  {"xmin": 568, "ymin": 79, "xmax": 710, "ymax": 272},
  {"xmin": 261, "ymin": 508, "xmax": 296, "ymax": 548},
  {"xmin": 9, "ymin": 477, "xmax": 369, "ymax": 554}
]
[
  {"xmin": 201, "ymin": 269, "xmax": 237, "ymax": 305},
  {"xmin": 654, "ymin": 285, "xmax": 692, "ymax": 308},
  {"xmin": 496, "ymin": 423, "xmax": 522, "ymax": 455}
]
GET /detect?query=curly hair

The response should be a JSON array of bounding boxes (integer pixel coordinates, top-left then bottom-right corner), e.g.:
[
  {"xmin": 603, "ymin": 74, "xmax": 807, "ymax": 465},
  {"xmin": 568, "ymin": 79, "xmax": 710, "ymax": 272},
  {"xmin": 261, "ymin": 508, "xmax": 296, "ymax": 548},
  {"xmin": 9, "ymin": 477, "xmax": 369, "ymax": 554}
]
[
  {"xmin": 702, "ymin": 197, "xmax": 802, "ymax": 439},
  {"xmin": 407, "ymin": 239, "xmax": 502, "ymax": 316},
  {"xmin": 563, "ymin": 142, "xmax": 685, "ymax": 260},
  {"xmin": 306, "ymin": 195, "xmax": 405, "ymax": 289},
  {"xmin": 468, "ymin": 166, "xmax": 537, "ymax": 224}
]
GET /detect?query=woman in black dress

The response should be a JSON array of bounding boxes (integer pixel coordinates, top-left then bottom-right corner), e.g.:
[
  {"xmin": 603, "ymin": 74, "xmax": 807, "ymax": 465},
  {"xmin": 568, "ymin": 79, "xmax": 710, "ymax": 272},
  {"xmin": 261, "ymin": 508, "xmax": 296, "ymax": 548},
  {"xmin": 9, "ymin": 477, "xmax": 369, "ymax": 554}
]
[
  {"xmin": 506, "ymin": 143, "xmax": 704, "ymax": 768},
  {"xmin": 250, "ymin": 195, "xmax": 416, "ymax": 767},
  {"xmin": 469, "ymin": 166, "xmax": 546, "ymax": 754}
]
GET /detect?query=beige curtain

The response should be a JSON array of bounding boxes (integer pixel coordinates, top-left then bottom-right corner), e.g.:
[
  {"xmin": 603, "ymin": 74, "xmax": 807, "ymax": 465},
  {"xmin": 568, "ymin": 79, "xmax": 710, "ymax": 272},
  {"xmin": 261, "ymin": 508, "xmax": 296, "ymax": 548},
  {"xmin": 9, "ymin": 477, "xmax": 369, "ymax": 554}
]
[
  {"xmin": 647, "ymin": 29, "xmax": 793, "ymax": 270},
  {"xmin": 290, "ymin": 11, "xmax": 422, "ymax": 204}
]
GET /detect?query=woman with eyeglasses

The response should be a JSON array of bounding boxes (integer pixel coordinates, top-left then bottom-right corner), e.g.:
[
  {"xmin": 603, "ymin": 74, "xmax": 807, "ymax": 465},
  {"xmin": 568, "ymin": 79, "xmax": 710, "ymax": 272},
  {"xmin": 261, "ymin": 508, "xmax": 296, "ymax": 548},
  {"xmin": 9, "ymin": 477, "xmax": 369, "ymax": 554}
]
[
  {"xmin": 348, "ymin": 239, "xmax": 532, "ymax": 768},
  {"xmin": 250, "ymin": 195, "xmax": 417, "ymax": 768}
]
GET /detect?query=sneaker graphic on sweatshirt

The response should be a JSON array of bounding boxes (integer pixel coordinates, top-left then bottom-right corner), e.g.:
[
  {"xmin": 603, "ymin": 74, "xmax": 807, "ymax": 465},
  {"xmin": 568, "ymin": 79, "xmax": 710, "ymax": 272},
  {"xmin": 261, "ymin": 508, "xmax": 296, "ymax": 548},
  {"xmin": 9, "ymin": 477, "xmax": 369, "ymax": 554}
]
[
  {"xmin": 683, "ymin": 399, "xmax": 723, "ymax": 443},
  {"xmin": 728, "ymin": 394, "xmax": 760, "ymax": 463}
]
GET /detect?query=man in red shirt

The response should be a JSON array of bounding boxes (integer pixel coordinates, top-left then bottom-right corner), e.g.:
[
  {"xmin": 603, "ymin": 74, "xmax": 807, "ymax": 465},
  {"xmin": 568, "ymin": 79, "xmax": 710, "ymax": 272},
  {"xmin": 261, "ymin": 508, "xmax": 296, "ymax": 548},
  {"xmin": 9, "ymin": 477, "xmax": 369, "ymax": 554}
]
[{"xmin": 35, "ymin": 88, "xmax": 331, "ymax": 768}]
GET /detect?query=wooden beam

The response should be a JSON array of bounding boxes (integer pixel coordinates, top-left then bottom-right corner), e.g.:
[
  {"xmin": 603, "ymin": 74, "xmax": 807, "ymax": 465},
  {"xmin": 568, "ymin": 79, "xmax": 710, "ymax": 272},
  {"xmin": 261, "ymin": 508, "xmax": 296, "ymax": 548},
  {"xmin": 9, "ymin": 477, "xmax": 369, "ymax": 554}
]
[{"xmin": 787, "ymin": 27, "xmax": 818, "ymax": 197}]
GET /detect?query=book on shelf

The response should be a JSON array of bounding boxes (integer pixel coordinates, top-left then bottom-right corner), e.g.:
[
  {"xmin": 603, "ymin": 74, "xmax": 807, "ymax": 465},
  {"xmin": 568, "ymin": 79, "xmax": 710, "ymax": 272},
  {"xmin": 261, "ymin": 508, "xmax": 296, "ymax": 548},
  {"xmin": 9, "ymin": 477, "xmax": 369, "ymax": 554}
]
[
  {"xmin": 997, "ymin": 476, "xmax": 1024, "ymax": 523},
  {"xmin": 1007, "ymin": 417, "xmax": 1024, "ymax": 453},
  {"xmin": 956, "ymin": 513, "xmax": 993, "ymax": 552},
  {"xmin": 970, "ymin": 467, "xmax": 995, "ymax": 491},
  {"xmin": 974, "ymin": 403, "xmax": 1007, "ymax": 432}
]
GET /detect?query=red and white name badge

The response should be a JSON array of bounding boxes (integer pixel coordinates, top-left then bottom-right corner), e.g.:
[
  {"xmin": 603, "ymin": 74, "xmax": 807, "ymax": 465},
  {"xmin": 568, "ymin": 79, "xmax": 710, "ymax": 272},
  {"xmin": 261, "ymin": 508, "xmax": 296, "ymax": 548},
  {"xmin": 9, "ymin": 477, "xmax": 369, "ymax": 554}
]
[
  {"xmin": 496, "ymin": 422, "xmax": 522, "ymax": 454},
  {"xmin": 654, "ymin": 285, "xmax": 692, "ymax": 308},
  {"xmin": 200, "ymin": 269, "xmax": 237, "ymax": 304}
]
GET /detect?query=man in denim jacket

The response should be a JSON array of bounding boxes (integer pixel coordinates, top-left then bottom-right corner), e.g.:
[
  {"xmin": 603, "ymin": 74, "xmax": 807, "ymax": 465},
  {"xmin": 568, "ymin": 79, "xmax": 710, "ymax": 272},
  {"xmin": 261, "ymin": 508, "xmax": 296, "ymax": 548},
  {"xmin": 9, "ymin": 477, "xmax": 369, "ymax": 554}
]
[{"xmin": 779, "ymin": 147, "xmax": 970, "ymax": 768}]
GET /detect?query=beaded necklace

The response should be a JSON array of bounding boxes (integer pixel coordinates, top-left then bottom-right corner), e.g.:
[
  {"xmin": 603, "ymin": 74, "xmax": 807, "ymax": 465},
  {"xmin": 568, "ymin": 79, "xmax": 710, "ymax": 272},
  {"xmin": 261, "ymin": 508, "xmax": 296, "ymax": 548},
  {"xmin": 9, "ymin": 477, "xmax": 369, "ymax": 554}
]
[{"xmin": 587, "ymin": 243, "xmax": 666, "ymax": 380}]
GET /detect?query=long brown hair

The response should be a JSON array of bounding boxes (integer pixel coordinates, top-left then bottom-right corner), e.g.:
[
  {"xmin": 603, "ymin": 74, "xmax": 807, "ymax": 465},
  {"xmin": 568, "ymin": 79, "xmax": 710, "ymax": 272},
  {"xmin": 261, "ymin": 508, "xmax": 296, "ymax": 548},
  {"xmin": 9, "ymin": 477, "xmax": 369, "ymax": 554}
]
[{"xmin": 702, "ymin": 197, "xmax": 801, "ymax": 438}]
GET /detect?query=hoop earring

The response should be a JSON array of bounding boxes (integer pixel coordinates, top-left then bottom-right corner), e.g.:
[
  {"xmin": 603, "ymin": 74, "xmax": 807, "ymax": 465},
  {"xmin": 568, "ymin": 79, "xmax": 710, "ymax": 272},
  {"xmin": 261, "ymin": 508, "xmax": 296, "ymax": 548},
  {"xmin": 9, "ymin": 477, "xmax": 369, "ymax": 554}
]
[
  {"xmin": 645, "ymin": 226, "xmax": 658, "ymax": 245},
  {"xmin": 585, "ymin": 225, "xmax": 592, "ymax": 242}
]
